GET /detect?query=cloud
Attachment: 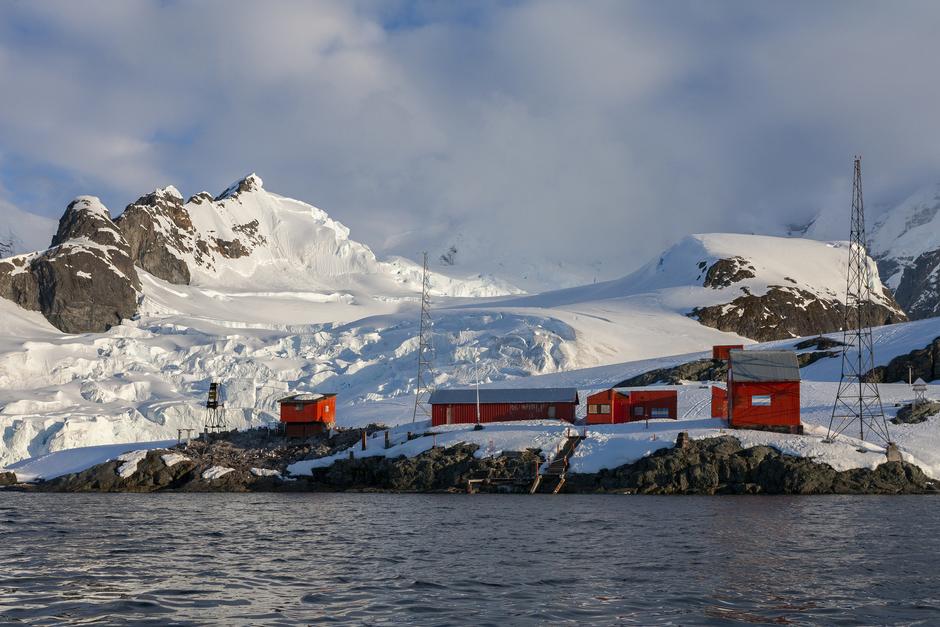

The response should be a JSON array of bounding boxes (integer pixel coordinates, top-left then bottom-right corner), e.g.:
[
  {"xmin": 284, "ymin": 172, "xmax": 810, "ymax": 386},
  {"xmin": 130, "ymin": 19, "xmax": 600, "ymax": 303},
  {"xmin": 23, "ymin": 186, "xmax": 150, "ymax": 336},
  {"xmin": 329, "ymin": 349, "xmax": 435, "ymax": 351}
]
[{"xmin": 1, "ymin": 0, "xmax": 940, "ymax": 282}]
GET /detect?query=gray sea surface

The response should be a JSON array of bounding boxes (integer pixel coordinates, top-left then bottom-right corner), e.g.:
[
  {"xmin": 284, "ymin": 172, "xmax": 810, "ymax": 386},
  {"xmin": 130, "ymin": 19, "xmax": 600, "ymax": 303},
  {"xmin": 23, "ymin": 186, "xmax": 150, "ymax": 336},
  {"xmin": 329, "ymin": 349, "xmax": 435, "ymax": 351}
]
[{"xmin": 0, "ymin": 493, "xmax": 937, "ymax": 625}]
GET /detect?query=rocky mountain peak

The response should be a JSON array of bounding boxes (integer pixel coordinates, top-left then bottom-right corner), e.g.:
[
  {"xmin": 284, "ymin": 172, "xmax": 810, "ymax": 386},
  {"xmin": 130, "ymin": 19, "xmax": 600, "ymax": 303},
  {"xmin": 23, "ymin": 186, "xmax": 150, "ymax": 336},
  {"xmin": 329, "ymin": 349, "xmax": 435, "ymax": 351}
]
[
  {"xmin": 0, "ymin": 197, "xmax": 141, "ymax": 333},
  {"xmin": 52, "ymin": 196, "xmax": 120, "ymax": 248},
  {"xmin": 215, "ymin": 173, "xmax": 263, "ymax": 201}
]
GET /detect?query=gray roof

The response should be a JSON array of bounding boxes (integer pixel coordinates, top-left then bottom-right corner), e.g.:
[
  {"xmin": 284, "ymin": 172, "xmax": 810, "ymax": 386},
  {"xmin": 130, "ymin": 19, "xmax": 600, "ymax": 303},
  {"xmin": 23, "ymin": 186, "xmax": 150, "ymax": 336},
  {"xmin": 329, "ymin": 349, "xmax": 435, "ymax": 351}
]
[
  {"xmin": 278, "ymin": 392, "xmax": 336, "ymax": 404},
  {"xmin": 429, "ymin": 387, "xmax": 579, "ymax": 405},
  {"xmin": 729, "ymin": 350, "xmax": 800, "ymax": 383}
]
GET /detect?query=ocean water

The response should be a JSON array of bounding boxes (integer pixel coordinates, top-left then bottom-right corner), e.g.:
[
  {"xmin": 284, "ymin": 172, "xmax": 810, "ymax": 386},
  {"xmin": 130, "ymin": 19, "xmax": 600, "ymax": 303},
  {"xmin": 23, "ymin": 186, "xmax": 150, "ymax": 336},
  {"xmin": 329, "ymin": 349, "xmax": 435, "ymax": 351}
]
[{"xmin": 0, "ymin": 493, "xmax": 937, "ymax": 625}]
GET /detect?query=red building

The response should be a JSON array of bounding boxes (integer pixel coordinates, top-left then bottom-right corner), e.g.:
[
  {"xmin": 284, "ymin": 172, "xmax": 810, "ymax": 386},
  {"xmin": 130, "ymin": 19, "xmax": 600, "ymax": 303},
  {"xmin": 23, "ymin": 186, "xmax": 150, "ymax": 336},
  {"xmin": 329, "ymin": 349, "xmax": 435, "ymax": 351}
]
[
  {"xmin": 278, "ymin": 393, "xmax": 337, "ymax": 438},
  {"xmin": 713, "ymin": 344, "xmax": 744, "ymax": 361},
  {"xmin": 711, "ymin": 385, "xmax": 728, "ymax": 418},
  {"xmin": 727, "ymin": 350, "xmax": 801, "ymax": 433},
  {"xmin": 429, "ymin": 388, "xmax": 578, "ymax": 426},
  {"xmin": 585, "ymin": 388, "xmax": 678, "ymax": 424}
]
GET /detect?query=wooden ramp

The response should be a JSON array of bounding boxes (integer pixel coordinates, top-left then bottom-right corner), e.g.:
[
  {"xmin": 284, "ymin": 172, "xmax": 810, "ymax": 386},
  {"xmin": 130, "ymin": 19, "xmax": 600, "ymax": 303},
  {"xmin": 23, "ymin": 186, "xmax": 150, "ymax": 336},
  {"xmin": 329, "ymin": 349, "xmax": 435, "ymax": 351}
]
[{"xmin": 530, "ymin": 435, "xmax": 583, "ymax": 495}]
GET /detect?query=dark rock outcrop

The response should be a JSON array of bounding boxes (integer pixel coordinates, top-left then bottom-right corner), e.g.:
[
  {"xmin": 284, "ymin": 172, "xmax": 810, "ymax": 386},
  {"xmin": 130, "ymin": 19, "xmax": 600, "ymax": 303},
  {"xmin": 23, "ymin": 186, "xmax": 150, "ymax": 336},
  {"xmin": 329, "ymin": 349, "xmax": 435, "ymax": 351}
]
[
  {"xmin": 878, "ymin": 250, "xmax": 940, "ymax": 320},
  {"xmin": 869, "ymin": 337, "xmax": 940, "ymax": 383},
  {"xmin": 0, "ymin": 471, "xmax": 17, "ymax": 486},
  {"xmin": 111, "ymin": 176, "xmax": 269, "ymax": 282},
  {"xmin": 702, "ymin": 256, "xmax": 756, "ymax": 288},
  {"xmin": 115, "ymin": 188, "xmax": 193, "ymax": 284},
  {"xmin": 616, "ymin": 359, "xmax": 728, "ymax": 386},
  {"xmin": 566, "ymin": 436, "xmax": 937, "ymax": 495},
  {"xmin": 0, "ymin": 197, "xmax": 141, "ymax": 333},
  {"xmin": 691, "ymin": 286, "xmax": 905, "ymax": 342},
  {"xmin": 216, "ymin": 173, "xmax": 263, "ymax": 200}
]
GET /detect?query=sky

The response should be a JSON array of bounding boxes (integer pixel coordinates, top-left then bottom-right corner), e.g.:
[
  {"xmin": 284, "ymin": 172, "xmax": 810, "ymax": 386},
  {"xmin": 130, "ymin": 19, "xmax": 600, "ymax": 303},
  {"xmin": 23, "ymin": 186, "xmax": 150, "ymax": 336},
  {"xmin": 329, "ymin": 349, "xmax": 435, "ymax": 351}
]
[{"xmin": 2, "ymin": 0, "xmax": 940, "ymax": 281}]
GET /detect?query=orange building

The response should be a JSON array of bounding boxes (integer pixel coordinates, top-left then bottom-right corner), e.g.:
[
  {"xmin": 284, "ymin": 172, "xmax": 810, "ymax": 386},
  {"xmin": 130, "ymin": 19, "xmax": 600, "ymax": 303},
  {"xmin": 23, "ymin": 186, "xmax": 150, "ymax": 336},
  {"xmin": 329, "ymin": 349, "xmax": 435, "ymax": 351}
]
[
  {"xmin": 713, "ymin": 344, "xmax": 744, "ymax": 361},
  {"xmin": 711, "ymin": 385, "xmax": 728, "ymax": 419},
  {"xmin": 278, "ymin": 393, "xmax": 337, "ymax": 438},
  {"xmin": 727, "ymin": 350, "xmax": 801, "ymax": 433},
  {"xmin": 585, "ymin": 388, "xmax": 678, "ymax": 424}
]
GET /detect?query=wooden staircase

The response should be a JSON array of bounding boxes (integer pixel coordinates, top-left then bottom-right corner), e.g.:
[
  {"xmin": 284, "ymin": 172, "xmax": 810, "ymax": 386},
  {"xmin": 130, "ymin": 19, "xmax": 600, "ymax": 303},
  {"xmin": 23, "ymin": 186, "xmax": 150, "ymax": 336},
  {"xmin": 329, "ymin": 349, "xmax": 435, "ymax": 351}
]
[{"xmin": 530, "ymin": 434, "xmax": 583, "ymax": 495}]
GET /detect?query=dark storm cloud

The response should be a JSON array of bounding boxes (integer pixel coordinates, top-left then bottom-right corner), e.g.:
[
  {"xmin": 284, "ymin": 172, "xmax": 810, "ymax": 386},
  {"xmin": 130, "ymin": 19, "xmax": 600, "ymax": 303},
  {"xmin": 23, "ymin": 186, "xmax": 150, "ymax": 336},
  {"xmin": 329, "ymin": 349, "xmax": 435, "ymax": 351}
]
[{"xmin": 1, "ymin": 0, "xmax": 939, "ymax": 275}]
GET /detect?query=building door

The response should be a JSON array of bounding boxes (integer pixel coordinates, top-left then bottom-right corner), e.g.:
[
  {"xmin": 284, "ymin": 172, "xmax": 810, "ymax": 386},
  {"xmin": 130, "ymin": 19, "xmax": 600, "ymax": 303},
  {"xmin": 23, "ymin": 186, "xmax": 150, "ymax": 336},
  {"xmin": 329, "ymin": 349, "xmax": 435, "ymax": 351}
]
[{"xmin": 446, "ymin": 406, "xmax": 453, "ymax": 425}]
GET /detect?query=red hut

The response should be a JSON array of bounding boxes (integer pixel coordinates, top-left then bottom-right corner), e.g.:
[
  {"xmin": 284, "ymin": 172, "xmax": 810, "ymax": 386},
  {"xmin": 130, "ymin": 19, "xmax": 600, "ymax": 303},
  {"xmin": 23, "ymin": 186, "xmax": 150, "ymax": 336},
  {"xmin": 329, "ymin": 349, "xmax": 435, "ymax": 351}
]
[
  {"xmin": 713, "ymin": 344, "xmax": 744, "ymax": 361},
  {"xmin": 585, "ymin": 388, "xmax": 678, "ymax": 424},
  {"xmin": 278, "ymin": 393, "xmax": 337, "ymax": 438},
  {"xmin": 429, "ymin": 388, "xmax": 578, "ymax": 426},
  {"xmin": 711, "ymin": 385, "xmax": 728, "ymax": 418},
  {"xmin": 727, "ymin": 350, "xmax": 801, "ymax": 433}
]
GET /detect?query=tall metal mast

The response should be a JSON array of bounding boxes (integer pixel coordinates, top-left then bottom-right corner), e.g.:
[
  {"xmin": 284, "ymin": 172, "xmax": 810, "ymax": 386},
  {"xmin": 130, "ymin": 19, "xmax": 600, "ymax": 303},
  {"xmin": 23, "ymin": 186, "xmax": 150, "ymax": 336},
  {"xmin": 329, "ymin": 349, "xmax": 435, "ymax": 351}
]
[
  {"xmin": 827, "ymin": 157, "xmax": 891, "ymax": 446},
  {"xmin": 412, "ymin": 252, "xmax": 435, "ymax": 422}
]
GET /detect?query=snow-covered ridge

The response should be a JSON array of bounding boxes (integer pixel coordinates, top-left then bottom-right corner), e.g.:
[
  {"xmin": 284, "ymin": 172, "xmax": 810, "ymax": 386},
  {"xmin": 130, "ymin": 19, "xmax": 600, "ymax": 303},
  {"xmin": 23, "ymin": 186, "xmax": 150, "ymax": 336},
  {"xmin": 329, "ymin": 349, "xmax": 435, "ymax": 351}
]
[{"xmin": 115, "ymin": 174, "xmax": 522, "ymax": 299}]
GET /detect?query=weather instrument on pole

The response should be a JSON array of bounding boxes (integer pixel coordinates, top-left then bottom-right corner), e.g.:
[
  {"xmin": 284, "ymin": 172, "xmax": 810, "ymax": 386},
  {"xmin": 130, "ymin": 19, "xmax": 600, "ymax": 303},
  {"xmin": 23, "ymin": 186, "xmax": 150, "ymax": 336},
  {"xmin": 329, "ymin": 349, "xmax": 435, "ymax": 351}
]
[
  {"xmin": 826, "ymin": 157, "xmax": 892, "ymax": 448},
  {"xmin": 204, "ymin": 381, "xmax": 227, "ymax": 434},
  {"xmin": 412, "ymin": 252, "xmax": 435, "ymax": 422}
]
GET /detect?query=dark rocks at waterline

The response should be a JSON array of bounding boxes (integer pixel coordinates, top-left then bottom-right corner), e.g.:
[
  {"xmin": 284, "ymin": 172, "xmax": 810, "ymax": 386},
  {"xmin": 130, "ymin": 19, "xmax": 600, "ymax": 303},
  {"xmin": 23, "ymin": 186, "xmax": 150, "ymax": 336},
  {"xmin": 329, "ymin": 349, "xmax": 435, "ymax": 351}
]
[
  {"xmin": 892, "ymin": 401, "xmax": 940, "ymax": 425},
  {"xmin": 566, "ymin": 436, "xmax": 937, "ymax": 495},
  {"xmin": 0, "ymin": 471, "xmax": 17, "ymax": 486},
  {"xmin": 309, "ymin": 444, "xmax": 542, "ymax": 492}
]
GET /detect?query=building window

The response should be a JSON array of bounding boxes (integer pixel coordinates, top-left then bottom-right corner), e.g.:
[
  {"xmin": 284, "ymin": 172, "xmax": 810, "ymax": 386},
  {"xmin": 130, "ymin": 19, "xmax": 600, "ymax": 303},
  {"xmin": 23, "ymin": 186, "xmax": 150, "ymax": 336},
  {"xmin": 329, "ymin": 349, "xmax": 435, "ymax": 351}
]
[
  {"xmin": 588, "ymin": 404, "xmax": 599, "ymax": 414},
  {"xmin": 634, "ymin": 406, "xmax": 645, "ymax": 417},
  {"xmin": 752, "ymin": 395, "xmax": 772, "ymax": 406},
  {"xmin": 651, "ymin": 407, "xmax": 669, "ymax": 418},
  {"xmin": 295, "ymin": 404, "xmax": 304, "ymax": 411},
  {"xmin": 599, "ymin": 404, "xmax": 611, "ymax": 414}
]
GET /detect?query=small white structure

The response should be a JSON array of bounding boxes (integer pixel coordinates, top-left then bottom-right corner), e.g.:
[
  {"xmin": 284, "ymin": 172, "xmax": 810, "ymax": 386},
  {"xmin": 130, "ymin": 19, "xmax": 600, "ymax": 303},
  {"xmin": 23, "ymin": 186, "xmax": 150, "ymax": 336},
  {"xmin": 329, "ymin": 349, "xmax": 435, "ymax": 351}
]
[{"xmin": 913, "ymin": 378, "xmax": 928, "ymax": 408}]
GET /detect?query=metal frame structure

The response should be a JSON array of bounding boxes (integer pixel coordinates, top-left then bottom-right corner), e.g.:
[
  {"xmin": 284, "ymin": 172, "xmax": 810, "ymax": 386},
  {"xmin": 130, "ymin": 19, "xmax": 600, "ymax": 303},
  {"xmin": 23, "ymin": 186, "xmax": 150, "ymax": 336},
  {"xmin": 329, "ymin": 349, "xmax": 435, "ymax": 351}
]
[
  {"xmin": 412, "ymin": 252, "xmax": 435, "ymax": 422},
  {"xmin": 827, "ymin": 157, "xmax": 891, "ymax": 445},
  {"xmin": 204, "ymin": 381, "xmax": 227, "ymax": 434}
]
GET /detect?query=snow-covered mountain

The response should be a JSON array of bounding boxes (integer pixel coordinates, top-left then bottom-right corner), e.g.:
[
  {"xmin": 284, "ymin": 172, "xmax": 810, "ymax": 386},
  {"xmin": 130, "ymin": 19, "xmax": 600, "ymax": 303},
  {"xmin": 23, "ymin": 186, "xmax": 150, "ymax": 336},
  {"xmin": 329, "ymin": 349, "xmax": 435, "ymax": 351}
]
[
  {"xmin": 870, "ymin": 182, "xmax": 940, "ymax": 320},
  {"xmin": 0, "ymin": 175, "xmax": 522, "ymax": 333},
  {"xmin": 483, "ymin": 233, "xmax": 905, "ymax": 342},
  {"xmin": 115, "ymin": 174, "xmax": 520, "ymax": 298},
  {"xmin": 0, "ymin": 176, "xmax": 912, "ymax": 469}
]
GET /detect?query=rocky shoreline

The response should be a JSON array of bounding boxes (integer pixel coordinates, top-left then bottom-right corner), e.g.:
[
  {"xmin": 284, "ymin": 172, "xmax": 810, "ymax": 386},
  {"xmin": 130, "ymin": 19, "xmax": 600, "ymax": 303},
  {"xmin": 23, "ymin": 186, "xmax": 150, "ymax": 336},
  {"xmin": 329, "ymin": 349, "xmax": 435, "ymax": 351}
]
[{"xmin": 5, "ymin": 430, "xmax": 937, "ymax": 495}]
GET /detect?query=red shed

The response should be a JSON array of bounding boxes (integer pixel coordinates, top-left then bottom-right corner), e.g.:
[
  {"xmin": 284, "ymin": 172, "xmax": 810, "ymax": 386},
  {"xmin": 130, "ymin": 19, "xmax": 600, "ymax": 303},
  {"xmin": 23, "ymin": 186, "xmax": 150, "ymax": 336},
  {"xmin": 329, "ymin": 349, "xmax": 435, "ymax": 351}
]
[
  {"xmin": 711, "ymin": 385, "xmax": 728, "ymax": 418},
  {"xmin": 429, "ymin": 388, "xmax": 578, "ymax": 426},
  {"xmin": 727, "ymin": 350, "xmax": 801, "ymax": 433},
  {"xmin": 278, "ymin": 393, "xmax": 337, "ymax": 438},
  {"xmin": 713, "ymin": 344, "xmax": 744, "ymax": 361},
  {"xmin": 585, "ymin": 388, "xmax": 678, "ymax": 424}
]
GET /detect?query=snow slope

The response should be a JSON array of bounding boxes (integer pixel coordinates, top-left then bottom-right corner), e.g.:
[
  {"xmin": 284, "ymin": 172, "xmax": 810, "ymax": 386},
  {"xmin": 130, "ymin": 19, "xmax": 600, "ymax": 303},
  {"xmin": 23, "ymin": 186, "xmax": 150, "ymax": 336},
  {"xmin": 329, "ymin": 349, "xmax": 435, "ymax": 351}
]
[{"xmin": 489, "ymin": 233, "xmax": 895, "ymax": 312}]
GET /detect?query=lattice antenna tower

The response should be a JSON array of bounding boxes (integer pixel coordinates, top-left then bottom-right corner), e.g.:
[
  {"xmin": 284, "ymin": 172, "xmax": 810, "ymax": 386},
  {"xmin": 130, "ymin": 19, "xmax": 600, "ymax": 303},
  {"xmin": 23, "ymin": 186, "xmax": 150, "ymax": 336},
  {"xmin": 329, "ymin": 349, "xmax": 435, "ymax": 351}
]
[
  {"xmin": 412, "ymin": 252, "xmax": 436, "ymax": 422},
  {"xmin": 204, "ymin": 381, "xmax": 227, "ymax": 434},
  {"xmin": 826, "ymin": 157, "xmax": 891, "ymax": 446}
]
